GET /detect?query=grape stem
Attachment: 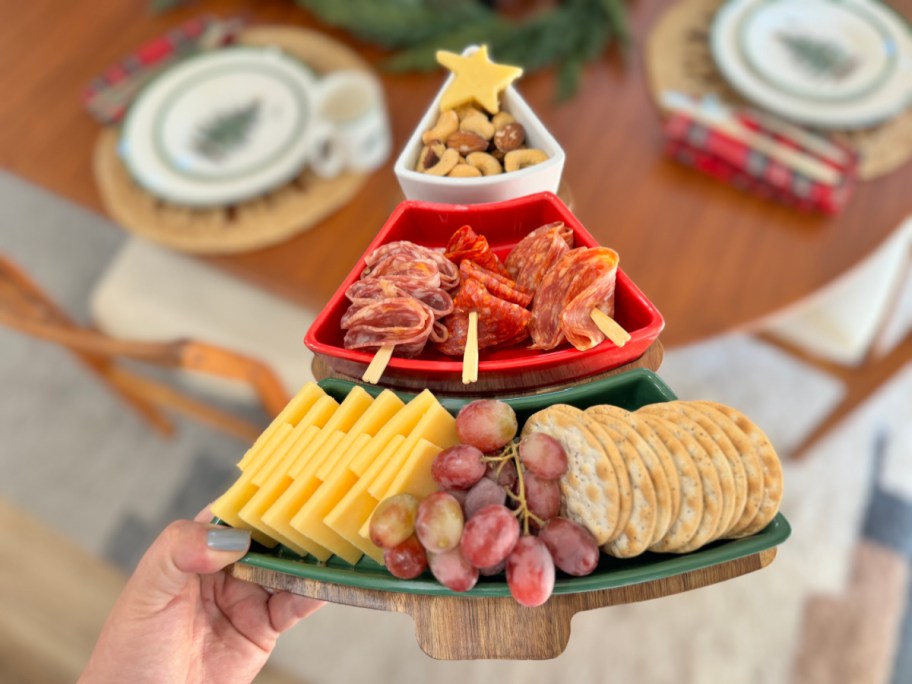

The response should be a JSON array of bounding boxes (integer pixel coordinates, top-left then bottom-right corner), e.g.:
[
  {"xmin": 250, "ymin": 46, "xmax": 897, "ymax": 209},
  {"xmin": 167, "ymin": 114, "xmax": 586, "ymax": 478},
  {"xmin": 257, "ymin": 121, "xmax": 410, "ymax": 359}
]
[{"xmin": 481, "ymin": 440, "xmax": 544, "ymax": 536}]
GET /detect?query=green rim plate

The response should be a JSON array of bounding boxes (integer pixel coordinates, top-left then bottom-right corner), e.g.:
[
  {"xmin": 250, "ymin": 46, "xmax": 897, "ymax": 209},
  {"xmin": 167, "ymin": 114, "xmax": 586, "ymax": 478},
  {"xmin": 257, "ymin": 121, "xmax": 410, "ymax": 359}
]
[{"xmin": 229, "ymin": 369, "xmax": 790, "ymax": 597}]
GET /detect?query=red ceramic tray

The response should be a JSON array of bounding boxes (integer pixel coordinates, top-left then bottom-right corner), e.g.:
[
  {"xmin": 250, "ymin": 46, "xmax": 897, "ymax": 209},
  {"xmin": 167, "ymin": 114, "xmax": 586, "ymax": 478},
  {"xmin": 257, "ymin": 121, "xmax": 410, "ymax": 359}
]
[{"xmin": 304, "ymin": 192, "xmax": 664, "ymax": 392}]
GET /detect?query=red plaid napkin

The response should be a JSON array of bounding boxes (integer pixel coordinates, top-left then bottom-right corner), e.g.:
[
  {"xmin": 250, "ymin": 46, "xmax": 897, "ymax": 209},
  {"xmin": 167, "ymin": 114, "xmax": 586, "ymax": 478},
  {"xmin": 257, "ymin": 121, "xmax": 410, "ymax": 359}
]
[
  {"xmin": 664, "ymin": 109, "xmax": 859, "ymax": 214},
  {"xmin": 82, "ymin": 15, "xmax": 243, "ymax": 125}
]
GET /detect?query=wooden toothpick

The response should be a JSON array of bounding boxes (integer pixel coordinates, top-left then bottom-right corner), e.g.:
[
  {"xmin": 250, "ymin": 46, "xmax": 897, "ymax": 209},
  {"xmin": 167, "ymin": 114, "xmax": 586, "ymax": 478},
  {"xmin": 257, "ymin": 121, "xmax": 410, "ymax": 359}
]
[
  {"xmin": 462, "ymin": 311, "xmax": 479, "ymax": 384},
  {"xmin": 590, "ymin": 309, "xmax": 630, "ymax": 347},
  {"xmin": 362, "ymin": 344, "xmax": 394, "ymax": 384}
]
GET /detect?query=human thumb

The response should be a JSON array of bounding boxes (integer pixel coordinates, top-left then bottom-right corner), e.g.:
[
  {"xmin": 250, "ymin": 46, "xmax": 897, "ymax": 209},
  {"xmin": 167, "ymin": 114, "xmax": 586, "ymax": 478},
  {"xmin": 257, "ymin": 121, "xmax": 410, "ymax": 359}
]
[{"xmin": 126, "ymin": 520, "xmax": 251, "ymax": 610}]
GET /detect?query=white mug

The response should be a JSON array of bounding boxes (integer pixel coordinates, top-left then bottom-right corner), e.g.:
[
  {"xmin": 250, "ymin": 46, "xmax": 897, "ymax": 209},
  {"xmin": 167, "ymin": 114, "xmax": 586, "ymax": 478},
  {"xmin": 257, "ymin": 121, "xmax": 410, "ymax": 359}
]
[{"xmin": 309, "ymin": 70, "xmax": 391, "ymax": 178}]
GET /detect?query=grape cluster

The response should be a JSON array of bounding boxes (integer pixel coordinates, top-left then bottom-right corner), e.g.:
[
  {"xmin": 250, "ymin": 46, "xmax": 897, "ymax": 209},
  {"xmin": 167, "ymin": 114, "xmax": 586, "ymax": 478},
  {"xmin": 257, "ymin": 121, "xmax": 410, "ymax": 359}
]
[{"xmin": 369, "ymin": 399, "xmax": 601, "ymax": 607}]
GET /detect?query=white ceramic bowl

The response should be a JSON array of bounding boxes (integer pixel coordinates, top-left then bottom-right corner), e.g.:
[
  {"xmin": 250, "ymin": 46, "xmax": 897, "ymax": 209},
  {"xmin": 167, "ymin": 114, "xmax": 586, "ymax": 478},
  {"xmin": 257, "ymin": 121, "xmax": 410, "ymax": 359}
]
[{"xmin": 394, "ymin": 50, "xmax": 565, "ymax": 205}]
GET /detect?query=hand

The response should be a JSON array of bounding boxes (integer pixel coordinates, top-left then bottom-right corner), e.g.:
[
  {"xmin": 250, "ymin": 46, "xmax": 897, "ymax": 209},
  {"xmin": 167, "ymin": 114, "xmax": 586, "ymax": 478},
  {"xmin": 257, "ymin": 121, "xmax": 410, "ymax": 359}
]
[{"xmin": 79, "ymin": 508, "xmax": 324, "ymax": 684}]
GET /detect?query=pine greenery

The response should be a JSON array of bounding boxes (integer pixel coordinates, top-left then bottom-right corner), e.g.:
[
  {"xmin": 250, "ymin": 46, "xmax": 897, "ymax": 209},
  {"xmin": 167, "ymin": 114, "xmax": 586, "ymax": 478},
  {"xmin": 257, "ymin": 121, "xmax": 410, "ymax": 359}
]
[{"xmin": 294, "ymin": 0, "xmax": 628, "ymax": 98}]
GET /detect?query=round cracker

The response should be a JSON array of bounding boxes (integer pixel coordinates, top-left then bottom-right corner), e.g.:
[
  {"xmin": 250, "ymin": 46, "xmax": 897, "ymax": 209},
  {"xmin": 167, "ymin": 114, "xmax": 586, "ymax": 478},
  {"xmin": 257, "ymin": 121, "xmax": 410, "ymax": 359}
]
[
  {"xmin": 548, "ymin": 404, "xmax": 634, "ymax": 542},
  {"xmin": 586, "ymin": 405, "xmax": 675, "ymax": 545},
  {"xmin": 695, "ymin": 401, "xmax": 784, "ymax": 538},
  {"xmin": 592, "ymin": 422, "xmax": 658, "ymax": 558},
  {"xmin": 637, "ymin": 413, "xmax": 723, "ymax": 553},
  {"xmin": 522, "ymin": 405, "xmax": 621, "ymax": 544},
  {"xmin": 651, "ymin": 401, "xmax": 750, "ymax": 538},
  {"xmin": 639, "ymin": 404, "xmax": 737, "ymax": 540},
  {"xmin": 688, "ymin": 402, "xmax": 764, "ymax": 535}
]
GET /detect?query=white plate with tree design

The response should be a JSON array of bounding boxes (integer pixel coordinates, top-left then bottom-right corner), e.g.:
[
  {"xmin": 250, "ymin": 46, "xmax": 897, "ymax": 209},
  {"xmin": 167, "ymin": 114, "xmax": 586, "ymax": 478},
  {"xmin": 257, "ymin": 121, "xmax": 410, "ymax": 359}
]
[
  {"xmin": 120, "ymin": 47, "xmax": 324, "ymax": 207},
  {"xmin": 711, "ymin": 0, "xmax": 912, "ymax": 129}
]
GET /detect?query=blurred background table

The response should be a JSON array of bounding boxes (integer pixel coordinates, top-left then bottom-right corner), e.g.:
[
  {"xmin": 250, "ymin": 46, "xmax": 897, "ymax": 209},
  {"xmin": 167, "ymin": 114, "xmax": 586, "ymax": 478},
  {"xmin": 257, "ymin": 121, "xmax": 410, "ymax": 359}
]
[{"xmin": 1, "ymin": 0, "xmax": 910, "ymax": 444}]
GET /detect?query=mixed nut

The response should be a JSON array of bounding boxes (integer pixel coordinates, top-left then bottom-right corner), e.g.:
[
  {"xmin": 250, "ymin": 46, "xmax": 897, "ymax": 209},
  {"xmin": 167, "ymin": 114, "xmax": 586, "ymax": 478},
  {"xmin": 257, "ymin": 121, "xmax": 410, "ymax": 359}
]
[{"xmin": 416, "ymin": 105, "xmax": 549, "ymax": 178}]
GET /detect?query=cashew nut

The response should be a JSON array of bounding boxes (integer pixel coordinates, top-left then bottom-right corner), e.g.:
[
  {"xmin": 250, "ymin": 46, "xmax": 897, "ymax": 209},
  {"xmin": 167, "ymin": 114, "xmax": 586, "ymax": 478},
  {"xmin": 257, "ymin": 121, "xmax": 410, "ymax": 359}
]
[
  {"xmin": 416, "ymin": 141, "xmax": 446, "ymax": 172},
  {"xmin": 466, "ymin": 151, "xmax": 503, "ymax": 176},
  {"xmin": 423, "ymin": 148, "xmax": 460, "ymax": 176},
  {"xmin": 459, "ymin": 113, "xmax": 495, "ymax": 141},
  {"xmin": 455, "ymin": 104, "xmax": 484, "ymax": 121},
  {"xmin": 448, "ymin": 163, "xmax": 483, "ymax": 178},
  {"xmin": 492, "ymin": 111, "xmax": 516, "ymax": 131},
  {"xmin": 504, "ymin": 148, "xmax": 548, "ymax": 172},
  {"xmin": 421, "ymin": 110, "xmax": 459, "ymax": 145}
]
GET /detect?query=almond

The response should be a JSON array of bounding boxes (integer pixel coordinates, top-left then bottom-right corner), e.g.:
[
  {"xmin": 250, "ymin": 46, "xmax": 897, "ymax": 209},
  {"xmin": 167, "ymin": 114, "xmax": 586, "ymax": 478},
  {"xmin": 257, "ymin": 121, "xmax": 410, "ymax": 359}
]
[
  {"xmin": 494, "ymin": 122, "xmax": 526, "ymax": 153},
  {"xmin": 446, "ymin": 131, "xmax": 488, "ymax": 155}
]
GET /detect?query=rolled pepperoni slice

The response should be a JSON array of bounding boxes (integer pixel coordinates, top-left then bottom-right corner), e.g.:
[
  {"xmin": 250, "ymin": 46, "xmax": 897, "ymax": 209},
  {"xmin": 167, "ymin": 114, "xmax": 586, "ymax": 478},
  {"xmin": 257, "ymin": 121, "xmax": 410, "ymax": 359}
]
[
  {"xmin": 342, "ymin": 296, "xmax": 434, "ymax": 357},
  {"xmin": 437, "ymin": 279, "xmax": 531, "ymax": 356},
  {"xmin": 444, "ymin": 225, "xmax": 510, "ymax": 278},
  {"xmin": 364, "ymin": 241, "xmax": 460, "ymax": 290},
  {"xmin": 505, "ymin": 221, "xmax": 574, "ymax": 295},
  {"xmin": 345, "ymin": 278, "xmax": 454, "ymax": 319},
  {"xmin": 459, "ymin": 260, "xmax": 532, "ymax": 308},
  {"xmin": 529, "ymin": 247, "xmax": 619, "ymax": 351}
]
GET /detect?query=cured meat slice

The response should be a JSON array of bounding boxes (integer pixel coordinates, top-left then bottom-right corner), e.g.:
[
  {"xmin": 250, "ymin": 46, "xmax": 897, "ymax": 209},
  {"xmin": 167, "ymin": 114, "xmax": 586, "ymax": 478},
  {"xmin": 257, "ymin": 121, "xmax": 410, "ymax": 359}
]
[
  {"xmin": 437, "ymin": 279, "xmax": 531, "ymax": 356},
  {"xmin": 444, "ymin": 225, "xmax": 510, "ymax": 278},
  {"xmin": 362, "ymin": 255, "xmax": 441, "ymax": 289},
  {"xmin": 342, "ymin": 297, "xmax": 434, "ymax": 357},
  {"xmin": 529, "ymin": 247, "xmax": 619, "ymax": 351},
  {"xmin": 459, "ymin": 260, "xmax": 532, "ymax": 308},
  {"xmin": 345, "ymin": 278, "xmax": 454, "ymax": 319},
  {"xmin": 505, "ymin": 221, "xmax": 574, "ymax": 295},
  {"xmin": 364, "ymin": 241, "xmax": 460, "ymax": 290}
]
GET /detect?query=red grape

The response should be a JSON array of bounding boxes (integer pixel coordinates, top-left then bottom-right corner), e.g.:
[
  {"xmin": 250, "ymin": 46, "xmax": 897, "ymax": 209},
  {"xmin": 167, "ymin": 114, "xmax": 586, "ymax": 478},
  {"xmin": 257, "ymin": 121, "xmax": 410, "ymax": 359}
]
[
  {"xmin": 446, "ymin": 488, "xmax": 468, "ymax": 511},
  {"xmin": 538, "ymin": 517, "xmax": 600, "ymax": 577},
  {"xmin": 456, "ymin": 400, "xmax": 518, "ymax": 452},
  {"xmin": 485, "ymin": 458, "xmax": 517, "ymax": 488},
  {"xmin": 369, "ymin": 493, "xmax": 419, "ymax": 550},
  {"xmin": 478, "ymin": 560, "xmax": 506, "ymax": 577},
  {"xmin": 384, "ymin": 535, "xmax": 428, "ymax": 579},
  {"xmin": 522, "ymin": 472, "xmax": 562, "ymax": 523},
  {"xmin": 431, "ymin": 444, "xmax": 486, "ymax": 489},
  {"xmin": 415, "ymin": 491, "xmax": 464, "ymax": 552},
  {"xmin": 428, "ymin": 548, "xmax": 479, "ymax": 592},
  {"xmin": 506, "ymin": 535, "xmax": 555, "ymax": 607},
  {"xmin": 519, "ymin": 432, "xmax": 568, "ymax": 480},
  {"xmin": 460, "ymin": 504, "xmax": 520, "ymax": 568},
  {"xmin": 464, "ymin": 477, "xmax": 506, "ymax": 519}
]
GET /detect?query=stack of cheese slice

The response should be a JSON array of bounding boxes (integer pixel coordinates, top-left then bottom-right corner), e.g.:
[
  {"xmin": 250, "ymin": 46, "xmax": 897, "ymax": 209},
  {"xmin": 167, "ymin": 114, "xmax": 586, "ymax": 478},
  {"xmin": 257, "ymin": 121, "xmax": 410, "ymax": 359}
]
[{"xmin": 211, "ymin": 382, "xmax": 459, "ymax": 564}]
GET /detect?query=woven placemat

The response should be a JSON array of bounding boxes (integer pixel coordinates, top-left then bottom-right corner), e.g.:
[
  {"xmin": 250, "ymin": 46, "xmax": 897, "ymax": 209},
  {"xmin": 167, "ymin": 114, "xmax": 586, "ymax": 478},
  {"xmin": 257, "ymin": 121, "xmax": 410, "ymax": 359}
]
[
  {"xmin": 94, "ymin": 26, "xmax": 375, "ymax": 254},
  {"xmin": 645, "ymin": 0, "xmax": 912, "ymax": 180}
]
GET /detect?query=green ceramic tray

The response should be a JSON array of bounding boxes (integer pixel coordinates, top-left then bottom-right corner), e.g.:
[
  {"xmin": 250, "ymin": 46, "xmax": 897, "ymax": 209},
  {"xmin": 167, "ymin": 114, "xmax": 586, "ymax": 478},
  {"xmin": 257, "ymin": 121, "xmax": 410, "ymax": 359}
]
[{"xmin": 231, "ymin": 369, "xmax": 791, "ymax": 596}]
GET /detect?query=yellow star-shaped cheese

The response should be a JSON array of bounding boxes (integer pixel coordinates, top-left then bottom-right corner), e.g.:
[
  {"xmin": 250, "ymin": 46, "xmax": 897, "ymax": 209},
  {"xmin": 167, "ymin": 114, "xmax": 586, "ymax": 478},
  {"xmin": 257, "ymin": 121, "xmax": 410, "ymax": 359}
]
[{"xmin": 436, "ymin": 45, "xmax": 523, "ymax": 115}]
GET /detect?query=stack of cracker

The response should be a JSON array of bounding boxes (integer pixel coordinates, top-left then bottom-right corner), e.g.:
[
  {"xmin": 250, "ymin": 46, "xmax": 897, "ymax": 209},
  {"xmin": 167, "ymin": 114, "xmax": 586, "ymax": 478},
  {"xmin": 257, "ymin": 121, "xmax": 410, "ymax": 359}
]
[{"xmin": 522, "ymin": 400, "xmax": 784, "ymax": 557}]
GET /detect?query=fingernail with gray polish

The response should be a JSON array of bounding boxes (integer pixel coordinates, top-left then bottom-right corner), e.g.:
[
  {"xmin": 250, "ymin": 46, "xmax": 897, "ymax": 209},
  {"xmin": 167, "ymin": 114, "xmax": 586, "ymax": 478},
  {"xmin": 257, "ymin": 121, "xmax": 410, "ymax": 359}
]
[{"xmin": 207, "ymin": 528, "xmax": 251, "ymax": 552}]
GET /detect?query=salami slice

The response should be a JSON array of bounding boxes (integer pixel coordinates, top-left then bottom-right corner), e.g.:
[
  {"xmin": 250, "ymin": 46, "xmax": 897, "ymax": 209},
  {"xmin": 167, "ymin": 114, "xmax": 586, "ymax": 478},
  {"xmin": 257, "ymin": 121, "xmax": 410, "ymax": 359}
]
[
  {"xmin": 528, "ymin": 247, "xmax": 619, "ymax": 350},
  {"xmin": 505, "ymin": 221, "xmax": 574, "ymax": 295},
  {"xmin": 364, "ymin": 241, "xmax": 460, "ymax": 290},
  {"xmin": 345, "ymin": 277, "xmax": 454, "ymax": 319},
  {"xmin": 459, "ymin": 260, "xmax": 532, "ymax": 308},
  {"xmin": 437, "ymin": 279, "xmax": 531, "ymax": 356},
  {"xmin": 342, "ymin": 297, "xmax": 434, "ymax": 357},
  {"xmin": 444, "ymin": 225, "xmax": 511, "ymax": 278},
  {"xmin": 362, "ymin": 255, "xmax": 441, "ymax": 289}
]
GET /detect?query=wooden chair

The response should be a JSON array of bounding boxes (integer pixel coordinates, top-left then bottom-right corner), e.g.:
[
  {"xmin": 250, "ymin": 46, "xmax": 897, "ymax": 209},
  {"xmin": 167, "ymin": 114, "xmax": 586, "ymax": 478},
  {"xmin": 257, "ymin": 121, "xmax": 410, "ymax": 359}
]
[{"xmin": 0, "ymin": 253, "xmax": 290, "ymax": 442}]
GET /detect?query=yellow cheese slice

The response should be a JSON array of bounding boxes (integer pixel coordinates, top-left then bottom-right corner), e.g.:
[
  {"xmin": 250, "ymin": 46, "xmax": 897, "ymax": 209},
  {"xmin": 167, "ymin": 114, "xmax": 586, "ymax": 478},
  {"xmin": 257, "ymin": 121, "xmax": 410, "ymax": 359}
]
[
  {"xmin": 315, "ymin": 390, "xmax": 405, "ymax": 481},
  {"xmin": 210, "ymin": 423, "xmax": 294, "ymax": 547},
  {"xmin": 260, "ymin": 430, "xmax": 348, "ymax": 562},
  {"xmin": 239, "ymin": 423, "xmax": 319, "ymax": 529},
  {"xmin": 287, "ymin": 386, "xmax": 374, "ymax": 479},
  {"xmin": 251, "ymin": 394, "xmax": 339, "ymax": 486},
  {"xmin": 367, "ymin": 401, "xmax": 456, "ymax": 500},
  {"xmin": 322, "ymin": 434, "xmax": 407, "ymax": 562},
  {"xmin": 256, "ymin": 387, "xmax": 381, "ymax": 550},
  {"xmin": 237, "ymin": 381, "xmax": 325, "ymax": 471},
  {"xmin": 349, "ymin": 390, "xmax": 436, "ymax": 476},
  {"xmin": 356, "ymin": 437, "xmax": 446, "ymax": 561}
]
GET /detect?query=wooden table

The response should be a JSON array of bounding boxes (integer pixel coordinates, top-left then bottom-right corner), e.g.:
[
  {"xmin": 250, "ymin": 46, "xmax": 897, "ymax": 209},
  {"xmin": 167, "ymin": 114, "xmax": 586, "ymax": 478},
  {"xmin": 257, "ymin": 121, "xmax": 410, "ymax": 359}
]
[{"xmin": 1, "ymin": 0, "xmax": 910, "ymax": 447}]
